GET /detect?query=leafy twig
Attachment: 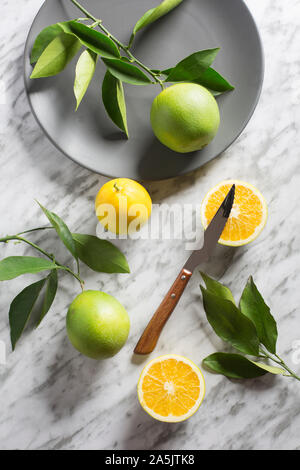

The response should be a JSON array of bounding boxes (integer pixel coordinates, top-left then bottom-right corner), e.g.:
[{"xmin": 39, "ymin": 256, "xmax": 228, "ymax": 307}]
[
  {"xmin": 200, "ymin": 273, "xmax": 300, "ymax": 382},
  {"xmin": 70, "ymin": 0, "xmax": 164, "ymax": 88},
  {"xmin": 261, "ymin": 349, "xmax": 300, "ymax": 381},
  {"xmin": 0, "ymin": 234, "xmax": 84, "ymax": 287},
  {"xmin": 30, "ymin": 0, "xmax": 234, "ymax": 136},
  {"xmin": 0, "ymin": 203, "xmax": 130, "ymax": 349}
]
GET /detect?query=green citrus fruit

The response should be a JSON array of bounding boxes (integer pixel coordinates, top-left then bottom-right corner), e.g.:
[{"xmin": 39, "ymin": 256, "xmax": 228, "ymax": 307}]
[
  {"xmin": 66, "ymin": 290, "xmax": 130, "ymax": 359},
  {"xmin": 150, "ymin": 83, "xmax": 220, "ymax": 153}
]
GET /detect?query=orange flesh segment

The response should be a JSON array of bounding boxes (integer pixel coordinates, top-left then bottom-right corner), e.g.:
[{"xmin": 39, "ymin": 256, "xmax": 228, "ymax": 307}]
[
  {"xmin": 141, "ymin": 358, "xmax": 201, "ymax": 417},
  {"xmin": 204, "ymin": 183, "xmax": 264, "ymax": 242}
]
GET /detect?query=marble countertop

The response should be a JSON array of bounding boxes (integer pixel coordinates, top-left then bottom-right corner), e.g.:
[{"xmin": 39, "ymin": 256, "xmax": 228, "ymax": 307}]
[{"xmin": 1, "ymin": 0, "xmax": 300, "ymax": 450}]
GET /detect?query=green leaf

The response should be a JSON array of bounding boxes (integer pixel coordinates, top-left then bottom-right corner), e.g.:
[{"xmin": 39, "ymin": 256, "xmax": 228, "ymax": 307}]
[
  {"xmin": 203, "ymin": 353, "xmax": 268, "ymax": 379},
  {"xmin": 131, "ymin": 0, "xmax": 183, "ymax": 39},
  {"xmin": 30, "ymin": 23, "xmax": 64, "ymax": 64},
  {"xmin": 192, "ymin": 67, "xmax": 234, "ymax": 93},
  {"xmin": 30, "ymin": 33, "xmax": 81, "ymax": 79},
  {"xmin": 102, "ymin": 58, "xmax": 152, "ymax": 85},
  {"xmin": 37, "ymin": 201, "xmax": 78, "ymax": 262},
  {"xmin": 36, "ymin": 270, "xmax": 58, "ymax": 327},
  {"xmin": 102, "ymin": 71, "xmax": 129, "ymax": 137},
  {"xmin": 240, "ymin": 277, "xmax": 278, "ymax": 354},
  {"xmin": 74, "ymin": 49, "xmax": 98, "ymax": 110},
  {"xmin": 164, "ymin": 49, "xmax": 220, "ymax": 82},
  {"xmin": 60, "ymin": 21, "xmax": 120, "ymax": 59},
  {"xmin": 0, "ymin": 256, "xmax": 57, "ymax": 281},
  {"xmin": 200, "ymin": 272, "xmax": 235, "ymax": 304},
  {"xmin": 9, "ymin": 278, "xmax": 47, "ymax": 350},
  {"xmin": 161, "ymin": 67, "xmax": 172, "ymax": 76},
  {"xmin": 191, "ymin": 67, "xmax": 234, "ymax": 94},
  {"xmin": 250, "ymin": 361, "xmax": 288, "ymax": 376},
  {"xmin": 72, "ymin": 233, "xmax": 130, "ymax": 274},
  {"xmin": 165, "ymin": 66, "xmax": 234, "ymax": 95},
  {"xmin": 200, "ymin": 286, "xmax": 260, "ymax": 356}
]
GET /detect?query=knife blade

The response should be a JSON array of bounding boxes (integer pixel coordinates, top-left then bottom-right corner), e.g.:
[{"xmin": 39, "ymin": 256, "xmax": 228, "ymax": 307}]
[
  {"xmin": 183, "ymin": 183, "xmax": 235, "ymax": 272},
  {"xmin": 134, "ymin": 184, "xmax": 235, "ymax": 355}
]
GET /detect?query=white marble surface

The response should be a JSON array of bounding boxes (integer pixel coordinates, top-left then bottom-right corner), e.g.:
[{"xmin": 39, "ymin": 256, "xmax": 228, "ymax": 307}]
[{"xmin": 1, "ymin": 0, "xmax": 300, "ymax": 450}]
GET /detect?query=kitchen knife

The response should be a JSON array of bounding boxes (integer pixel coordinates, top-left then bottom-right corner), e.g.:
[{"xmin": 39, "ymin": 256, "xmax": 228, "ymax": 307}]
[{"xmin": 134, "ymin": 184, "xmax": 235, "ymax": 355}]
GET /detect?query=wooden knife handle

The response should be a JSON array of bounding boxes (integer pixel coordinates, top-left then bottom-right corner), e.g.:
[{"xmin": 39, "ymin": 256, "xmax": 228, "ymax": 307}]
[{"xmin": 134, "ymin": 268, "xmax": 192, "ymax": 355}]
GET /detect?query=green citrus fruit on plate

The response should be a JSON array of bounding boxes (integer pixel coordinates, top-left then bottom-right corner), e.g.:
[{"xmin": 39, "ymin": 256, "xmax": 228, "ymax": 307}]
[
  {"xmin": 150, "ymin": 83, "xmax": 220, "ymax": 153},
  {"xmin": 66, "ymin": 290, "xmax": 130, "ymax": 359},
  {"xmin": 137, "ymin": 354, "xmax": 205, "ymax": 423},
  {"xmin": 201, "ymin": 180, "xmax": 268, "ymax": 246}
]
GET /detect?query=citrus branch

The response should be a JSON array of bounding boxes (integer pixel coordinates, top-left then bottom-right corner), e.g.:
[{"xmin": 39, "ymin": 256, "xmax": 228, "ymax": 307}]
[
  {"xmin": 259, "ymin": 347, "xmax": 300, "ymax": 381},
  {"xmin": 70, "ymin": 0, "xmax": 164, "ymax": 89},
  {"xmin": 0, "ymin": 232, "xmax": 85, "ymax": 289}
]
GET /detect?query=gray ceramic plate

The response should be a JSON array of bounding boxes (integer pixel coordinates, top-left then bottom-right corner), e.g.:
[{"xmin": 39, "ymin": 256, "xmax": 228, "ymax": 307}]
[{"xmin": 24, "ymin": 0, "xmax": 264, "ymax": 180}]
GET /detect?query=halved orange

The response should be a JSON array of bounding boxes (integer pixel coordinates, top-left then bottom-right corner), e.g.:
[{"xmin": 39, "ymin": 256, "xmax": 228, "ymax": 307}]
[
  {"xmin": 137, "ymin": 354, "xmax": 205, "ymax": 423},
  {"xmin": 201, "ymin": 180, "xmax": 268, "ymax": 246}
]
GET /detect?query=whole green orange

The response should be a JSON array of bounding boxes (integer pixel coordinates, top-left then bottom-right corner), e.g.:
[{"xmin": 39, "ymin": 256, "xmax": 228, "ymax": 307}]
[
  {"xmin": 150, "ymin": 83, "xmax": 220, "ymax": 153},
  {"xmin": 66, "ymin": 290, "xmax": 130, "ymax": 359}
]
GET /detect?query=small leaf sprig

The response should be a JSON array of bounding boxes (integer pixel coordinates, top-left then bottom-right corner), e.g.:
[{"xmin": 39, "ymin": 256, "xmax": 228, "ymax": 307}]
[
  {"xmin": 0, "ymin": 203, "xmax": 130, "ymax": 350},
  {"xmin": 29, "ymin": 0, "xmax": 234, "ymax": 138},
  {"xmin": 200, "ymin": 273, "xmax": 300, "ymax": 381}
]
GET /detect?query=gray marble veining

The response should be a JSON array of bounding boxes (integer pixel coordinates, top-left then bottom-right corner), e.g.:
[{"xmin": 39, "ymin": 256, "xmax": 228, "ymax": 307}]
[{"xmin": 0, "ymin": 0, "xmax": 300, "ymax": 450}]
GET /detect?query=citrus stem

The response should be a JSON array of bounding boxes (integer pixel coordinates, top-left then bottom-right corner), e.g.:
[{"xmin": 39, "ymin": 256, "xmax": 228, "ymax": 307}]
[
  {"xmin": 17, "ymin": 226, "xmax": 55, "ymax": 235},
  {"xmin": 69, "ymin": 0, "xmax": 164, "ymax": 88},
  {"xmin": 16, "ymin": 226, "xmax": 81, "ymax": 281},
  {"xmin": 275, "ymin": 353, "xmax": 300, "ymax": 381},
  {"xmin": 128, "ymin": 33, "xmax": 135, "ymax": 50},
  {"xmin": 259, "ymin": 348, "xmax": 300, "ymax": 381},
  {"xmin": 0, "ymin": 233, "xmax": 84, "ymax": 289}
]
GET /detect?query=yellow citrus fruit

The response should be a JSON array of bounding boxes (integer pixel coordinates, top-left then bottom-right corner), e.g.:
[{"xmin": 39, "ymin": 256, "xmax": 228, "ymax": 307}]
[
  {"xmin": 137, "ymin": 354, "xmax": 205, "ymax": 423},
  {"xmin": 95, "ymin": 178, "xmax": 152, "ymax": 235},
  {"xmin": 150, "ymin": 83, "xmax": 220, "ymax": 153},
  {"xmin": 201, "ymin": 180, "xmax": 268, "ymax": 246}
]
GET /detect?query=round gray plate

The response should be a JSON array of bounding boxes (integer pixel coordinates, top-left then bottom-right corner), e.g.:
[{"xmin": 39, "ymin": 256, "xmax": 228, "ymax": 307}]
[{"xmin": 24, "ymin": 0, "xmax": 264, "ymax": 180}]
